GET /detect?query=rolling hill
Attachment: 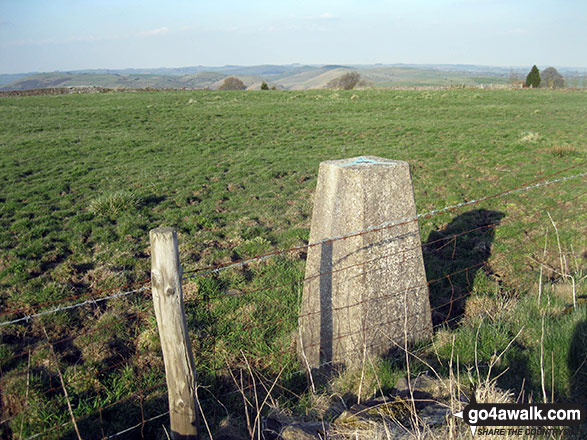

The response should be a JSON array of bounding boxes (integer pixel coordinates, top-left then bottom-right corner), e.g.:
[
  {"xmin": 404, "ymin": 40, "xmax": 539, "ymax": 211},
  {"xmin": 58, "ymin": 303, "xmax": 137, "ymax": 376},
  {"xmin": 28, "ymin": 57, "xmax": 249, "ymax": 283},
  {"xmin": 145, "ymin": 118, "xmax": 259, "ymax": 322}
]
[
  {"xmin": 3, "ymin": 63, "xmax": 578, "ymax": 91},
  {"xmin": 0, "ymin": 71, "xmax": 228, "ymax": 90}
]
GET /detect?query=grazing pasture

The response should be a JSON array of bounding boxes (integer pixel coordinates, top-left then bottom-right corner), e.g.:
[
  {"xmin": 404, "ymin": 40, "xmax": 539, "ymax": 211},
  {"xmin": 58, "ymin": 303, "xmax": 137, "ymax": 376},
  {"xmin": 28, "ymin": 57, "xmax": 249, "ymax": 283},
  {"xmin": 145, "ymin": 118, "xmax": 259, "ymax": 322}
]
[{"xmin": 0, "ymin": 89, "xmax": 585, "ymax": 439}]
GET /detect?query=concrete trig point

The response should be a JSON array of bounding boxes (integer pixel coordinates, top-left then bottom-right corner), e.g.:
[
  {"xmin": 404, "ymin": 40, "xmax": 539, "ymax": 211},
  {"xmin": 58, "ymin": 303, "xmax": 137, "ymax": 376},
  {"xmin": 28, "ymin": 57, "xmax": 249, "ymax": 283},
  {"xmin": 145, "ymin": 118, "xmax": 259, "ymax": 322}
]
[{"xmin": 298, "ymin": 156, "xmax": 432, "ymax": 369}]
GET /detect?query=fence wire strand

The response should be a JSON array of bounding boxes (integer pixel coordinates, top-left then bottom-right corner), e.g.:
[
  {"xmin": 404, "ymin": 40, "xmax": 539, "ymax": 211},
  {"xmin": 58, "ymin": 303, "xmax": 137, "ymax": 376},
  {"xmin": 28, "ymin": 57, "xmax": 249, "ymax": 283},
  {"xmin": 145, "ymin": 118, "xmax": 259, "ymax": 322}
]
[
  {"xmin": 0, "ymin": 286, "xmax": 151, "ymax": 328},
  {"xmin": 3, "ymin": 163, "xmax": 585, "ymax": 439},
  {"xmin": 1, "ymin": 166, "xmax": 583, "ymax": 328},
  {"xmin": 182, "ymin": 167, "xmax": 585, "ymax": 280}
]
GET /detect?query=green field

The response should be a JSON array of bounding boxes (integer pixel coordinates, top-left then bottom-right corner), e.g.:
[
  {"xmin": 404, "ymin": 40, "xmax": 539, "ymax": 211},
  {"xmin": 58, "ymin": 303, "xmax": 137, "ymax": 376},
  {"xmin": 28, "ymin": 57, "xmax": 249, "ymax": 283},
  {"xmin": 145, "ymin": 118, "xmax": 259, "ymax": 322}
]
[{"xmin": 0, "ymin": 89, "xmax": 585, "ymax": 439}]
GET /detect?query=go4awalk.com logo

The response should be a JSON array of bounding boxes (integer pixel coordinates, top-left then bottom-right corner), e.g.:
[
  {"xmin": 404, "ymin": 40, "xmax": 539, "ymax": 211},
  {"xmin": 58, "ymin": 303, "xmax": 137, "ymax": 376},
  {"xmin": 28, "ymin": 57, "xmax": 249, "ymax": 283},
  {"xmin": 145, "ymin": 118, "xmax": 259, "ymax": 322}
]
[{"xmin": 452, "ymin": 389, "xmax": 586, "ymax": 437}]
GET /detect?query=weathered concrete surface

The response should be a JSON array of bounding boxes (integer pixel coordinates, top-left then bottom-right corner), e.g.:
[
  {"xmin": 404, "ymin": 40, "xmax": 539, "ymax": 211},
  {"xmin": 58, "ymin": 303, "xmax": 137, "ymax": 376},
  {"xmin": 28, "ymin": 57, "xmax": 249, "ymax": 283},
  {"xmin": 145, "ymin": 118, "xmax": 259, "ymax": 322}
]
[{"xmin": 298, "ymin": 156, "xmax": 432, "ymax": 368}]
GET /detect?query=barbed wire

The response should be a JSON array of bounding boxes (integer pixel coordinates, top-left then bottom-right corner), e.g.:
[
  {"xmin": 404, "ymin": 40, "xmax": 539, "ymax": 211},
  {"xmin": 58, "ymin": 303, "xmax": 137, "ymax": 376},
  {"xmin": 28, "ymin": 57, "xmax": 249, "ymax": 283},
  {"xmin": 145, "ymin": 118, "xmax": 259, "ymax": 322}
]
[
  {"xmin": 0, "ymin": 285, "xmax": 151, "ymax": 327},
  {"xmin": 105, "ymin": 410, "xmax": 170, "ymax": 439},
  {"xmin": 4, "ymin": 187, "xmax": 575, "ymax": 380},
  {"xmin": 10, "ymin": 261, "xmax": 478, "ymax": 439},
  {"xmin": 1, "ymin": 165, "xmax": 582, "ymax": 329},
  {"xmin": 192, "ymin": 205, "xmax": 580, "ymax": 381},
  {"xmin": 182, "ymin": 166, "xmax": 585, "ymax": 280},
  {"xmin": 0, "ymin": 310, "xmax": 149, "ymax": 373},
  {"xmin": 0, "ymin": 277, "xmax": 152, "ymax": 319},
  {"xmin": 4, "ymin": 165, "xmax": 585, "ymax": 439},
  {"xmin": 5, "ymin": 172, "xmax": 578, "ymax": 395},
  {"xmin": 20, "ymin": 381, "xmax": 169, "ymax": 440},
  {"xmin": 0, "ymin": 215, "xmax": 502, "ymax": 379},
  {"xmin": 5, "ymin": 163, "xmax": 583, "ymax": 325},
  {"xmin": 189, "ymin": 213, "xmax": 573, "ymax": 374},
  {"xmin": 181, "ymin": 190, "xmax": 584, "ymax": 340}
]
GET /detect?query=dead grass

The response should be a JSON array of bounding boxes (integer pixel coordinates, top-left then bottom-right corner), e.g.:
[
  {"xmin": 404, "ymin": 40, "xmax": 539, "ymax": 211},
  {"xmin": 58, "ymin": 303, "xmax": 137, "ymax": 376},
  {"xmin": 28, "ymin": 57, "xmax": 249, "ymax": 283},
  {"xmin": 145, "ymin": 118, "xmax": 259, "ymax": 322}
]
[
  {"xmin": 293, "ymin": 325, "xmax": 533, "ymax": 440},
  {"xmin": 544, "ymin": 144, "xmax": 577, "ymax": 157},
  {"xmin": 519, "ymin": 132, "xmax": 540, "ymax": 143},
  {"xmin": 463, "ymin": 294, "xmax": 516, "ymax": 325}
]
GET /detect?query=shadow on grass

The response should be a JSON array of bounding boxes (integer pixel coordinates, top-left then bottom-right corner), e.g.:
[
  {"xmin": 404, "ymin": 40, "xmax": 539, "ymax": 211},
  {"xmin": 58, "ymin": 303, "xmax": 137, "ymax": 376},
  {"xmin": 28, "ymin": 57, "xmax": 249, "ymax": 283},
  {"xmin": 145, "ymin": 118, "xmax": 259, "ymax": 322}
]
[
  {"xmin": 568, "ymin": 316, "xmax": 587, "ymax": 438},
  {"xmin": 568, "ymin": 316, "xmax": 587, "ymax": 404},
  {"xmin": 58, "ymin": 392, "xmax": 169, "ymax": 440},
  {"xmin": 423, "ymin": 209, "xmax": 505, "ymax": 328}
]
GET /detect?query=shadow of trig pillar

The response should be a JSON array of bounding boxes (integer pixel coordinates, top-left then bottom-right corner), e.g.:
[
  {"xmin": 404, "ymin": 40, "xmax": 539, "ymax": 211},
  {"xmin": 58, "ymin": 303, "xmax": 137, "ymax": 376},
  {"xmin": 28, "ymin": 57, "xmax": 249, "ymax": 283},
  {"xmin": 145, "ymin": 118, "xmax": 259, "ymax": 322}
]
[{"xmin": 298, "ymin": 156, "xmax": 432, "ymax": 369}]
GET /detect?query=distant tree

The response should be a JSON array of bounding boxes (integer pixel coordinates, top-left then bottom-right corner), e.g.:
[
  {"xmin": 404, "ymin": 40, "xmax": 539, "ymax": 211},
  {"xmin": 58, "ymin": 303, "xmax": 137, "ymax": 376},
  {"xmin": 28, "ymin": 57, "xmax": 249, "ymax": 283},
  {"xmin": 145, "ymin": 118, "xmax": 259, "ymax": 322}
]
[
  {"xmin": 327, "ymin": 72, "xmax": 361, "ymax": 90},
  {"xmin": 540, "ymin": 67, "xmax": 564, "ymax": 88},
  {"xmin": 340, "ymin": 72, "xmax": 361, "ymax": 90},
  {"xmin": 218, "ymin": 76, "xmax": 246, "ymax": 90},
  {"xmin": 525, "ymin": 65, "xmax": 541, "ymax": 88},
  {"xmin": 260, "ymin": 81, "xmax": 269, "ymax": 90}
]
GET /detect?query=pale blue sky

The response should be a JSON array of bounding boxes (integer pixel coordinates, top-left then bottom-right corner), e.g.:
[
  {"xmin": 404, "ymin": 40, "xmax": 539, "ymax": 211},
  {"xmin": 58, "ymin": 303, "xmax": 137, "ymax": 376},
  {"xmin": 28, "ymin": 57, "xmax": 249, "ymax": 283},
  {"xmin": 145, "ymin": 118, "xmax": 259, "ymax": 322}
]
[{"xmin": 1, "ymin": 0, "xmax": 585, "ymax": 73}]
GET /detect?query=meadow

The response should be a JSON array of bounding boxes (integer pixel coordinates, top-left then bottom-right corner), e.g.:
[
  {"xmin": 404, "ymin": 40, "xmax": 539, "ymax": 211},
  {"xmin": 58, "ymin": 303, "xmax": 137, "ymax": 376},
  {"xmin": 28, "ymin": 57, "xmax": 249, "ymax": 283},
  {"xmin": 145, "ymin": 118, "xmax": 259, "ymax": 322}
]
[{"xmin": 0, "ymin": 88, "xmax": 585, "ymax": 439}]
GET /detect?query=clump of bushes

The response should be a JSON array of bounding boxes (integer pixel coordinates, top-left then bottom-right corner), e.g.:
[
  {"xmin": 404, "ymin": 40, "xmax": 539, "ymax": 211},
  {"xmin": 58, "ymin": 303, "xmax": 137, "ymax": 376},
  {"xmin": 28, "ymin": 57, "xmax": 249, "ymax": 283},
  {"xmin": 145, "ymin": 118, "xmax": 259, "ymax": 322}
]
[
  {"xmin": 327, "ymin": 72, "xmax": 361, "ymax": 90},
  {"xmin": 218, "ymin": 77, "xmax": 246, "ymax": 90}
]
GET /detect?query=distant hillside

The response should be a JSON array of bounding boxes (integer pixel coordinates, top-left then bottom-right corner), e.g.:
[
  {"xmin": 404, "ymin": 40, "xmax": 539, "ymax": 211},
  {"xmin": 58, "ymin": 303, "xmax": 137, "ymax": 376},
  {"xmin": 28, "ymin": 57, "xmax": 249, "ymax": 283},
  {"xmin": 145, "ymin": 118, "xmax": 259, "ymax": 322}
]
[
  {"xmin": 277, "ymin": 66, "xmax": 354, "ymax": 89},
  {"xmin": 0, "ymin": 73, "xmax": 33, "ymax": 87},
  {"xmin": 177, "ymin": 72, "xmax": 228, "ymax": 88},
  {"xmin": 46, "ymin": 64, "xmax": 318, "ymax": 80},
  {"xmin": 0, "ymin": 72, "xmax": 227, "ymax": 91},
  {"xmin": 8, "ymin": 63, "xmax": 585, "ymax": 91},
  {"xmin": 204, "ymin": 64, "xmax": 317, "ymax": 80},
  {"xmin": 358, "ymin": 66, "xmax": 510, "ymax": 87},
  {"xmin": 277, "ymin": 65, "xmax": 511, "ymax": 89}
]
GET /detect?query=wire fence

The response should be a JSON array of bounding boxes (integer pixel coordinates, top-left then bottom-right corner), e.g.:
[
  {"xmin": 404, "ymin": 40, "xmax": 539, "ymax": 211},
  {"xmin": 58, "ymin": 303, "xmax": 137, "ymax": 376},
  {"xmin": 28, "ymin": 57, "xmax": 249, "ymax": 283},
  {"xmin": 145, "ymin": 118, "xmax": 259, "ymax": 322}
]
[{"xmin": 0, "ymin": 163, "xmax": 584, "ymax": 439}]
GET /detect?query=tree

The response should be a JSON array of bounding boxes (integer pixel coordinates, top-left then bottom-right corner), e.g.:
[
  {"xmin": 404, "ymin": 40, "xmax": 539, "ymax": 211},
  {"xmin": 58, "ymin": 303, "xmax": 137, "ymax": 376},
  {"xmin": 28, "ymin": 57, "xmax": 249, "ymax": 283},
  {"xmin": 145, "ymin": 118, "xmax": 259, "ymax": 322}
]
[
  {"xmin": 540, "ymin": 67, "xmax": 564, "ymax": 88},
  {"xmin": 260, "ymin": 81, "xmax": 269, "ymax": 90},
  {"xmin": 327, "ymin": 72, "xmax": 361, "ymax": 90},
  {"xmin": 218, "ymin": 76, "xmax": 246, "ymax": 90},
  {"xmin": 525, "ymin": 65, "xmax": 541, "ymax": 88}
]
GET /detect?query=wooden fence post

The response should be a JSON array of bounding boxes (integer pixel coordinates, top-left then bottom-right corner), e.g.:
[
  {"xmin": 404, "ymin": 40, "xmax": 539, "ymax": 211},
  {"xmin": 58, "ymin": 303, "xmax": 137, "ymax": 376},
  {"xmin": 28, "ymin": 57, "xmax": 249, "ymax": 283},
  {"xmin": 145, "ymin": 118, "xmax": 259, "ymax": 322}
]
[{"xmin": 150, "ymin": 227, "xmax": 199, "ymax": 440}]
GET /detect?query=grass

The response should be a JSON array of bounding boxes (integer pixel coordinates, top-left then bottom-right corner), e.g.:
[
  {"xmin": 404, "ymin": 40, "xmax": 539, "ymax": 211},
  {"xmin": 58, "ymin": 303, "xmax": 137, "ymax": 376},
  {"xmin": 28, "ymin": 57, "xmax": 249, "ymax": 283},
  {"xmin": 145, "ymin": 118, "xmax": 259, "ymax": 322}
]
[{"xmin": 0, "ymin": 88, "xmax": 585, "ymax": 439}]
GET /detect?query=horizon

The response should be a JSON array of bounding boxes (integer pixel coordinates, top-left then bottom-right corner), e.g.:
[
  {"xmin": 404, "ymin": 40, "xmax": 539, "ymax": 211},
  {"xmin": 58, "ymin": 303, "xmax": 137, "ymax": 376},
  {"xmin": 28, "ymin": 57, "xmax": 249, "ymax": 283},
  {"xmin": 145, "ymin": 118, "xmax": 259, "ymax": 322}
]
[
  {"xmin": 1, "ymin": 0, "xmax": 586, "ymax": 75},
  {"xmin": 4, "ymin": 62, "xmax": 587, "ymax": 77}
]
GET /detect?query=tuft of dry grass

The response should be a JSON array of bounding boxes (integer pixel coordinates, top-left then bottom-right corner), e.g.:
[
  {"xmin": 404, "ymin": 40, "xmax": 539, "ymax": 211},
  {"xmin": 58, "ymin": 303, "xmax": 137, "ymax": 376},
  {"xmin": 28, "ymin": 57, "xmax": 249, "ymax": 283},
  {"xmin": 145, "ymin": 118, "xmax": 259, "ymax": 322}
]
[
  {"xmin": 463, "ymin": 294, "xmax": 516, "ymax": 325},
  {"xmin": 545, "ymin": 144, "xmax": 577, "ymax": 157},
  {"xmin": 519, "ymin": 132, "xmax": 540, "ymax": 143},
  {"xmin": 319, "ymin": 326, "xmax": 528, "ymax": 439},
  {"xmin": 88, "ymin": 191, "xmax": 138, "ymax": 216}
]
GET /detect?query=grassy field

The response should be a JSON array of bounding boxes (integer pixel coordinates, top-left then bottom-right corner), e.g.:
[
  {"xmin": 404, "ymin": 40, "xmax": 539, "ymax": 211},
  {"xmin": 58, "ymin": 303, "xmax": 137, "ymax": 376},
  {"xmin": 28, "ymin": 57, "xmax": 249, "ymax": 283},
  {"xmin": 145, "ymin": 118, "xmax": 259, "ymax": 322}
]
[{"xmin": 0, "ymin": 88, "xmax": 585, "ymax": 439}]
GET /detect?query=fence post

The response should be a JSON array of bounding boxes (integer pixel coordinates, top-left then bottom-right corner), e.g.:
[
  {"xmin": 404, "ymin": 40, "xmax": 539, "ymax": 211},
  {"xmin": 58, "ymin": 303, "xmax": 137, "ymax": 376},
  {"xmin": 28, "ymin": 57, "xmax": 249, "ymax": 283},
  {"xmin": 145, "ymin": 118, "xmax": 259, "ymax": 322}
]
[
  {"xmin": 150, "ymin": 227, "xmax": 199, "ymax": 440},
  {"xmin": 298, "ymin": 156, "xmax": 432, "ymax": 369}
]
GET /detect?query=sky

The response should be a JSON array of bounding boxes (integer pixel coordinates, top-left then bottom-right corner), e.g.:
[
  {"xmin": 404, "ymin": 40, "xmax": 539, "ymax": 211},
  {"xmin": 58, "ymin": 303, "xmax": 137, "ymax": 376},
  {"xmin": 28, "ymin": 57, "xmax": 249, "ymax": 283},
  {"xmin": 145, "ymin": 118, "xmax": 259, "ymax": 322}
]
[{"xmin": 1, "ymin": 0, "xmax": 586, "ymax": 74}]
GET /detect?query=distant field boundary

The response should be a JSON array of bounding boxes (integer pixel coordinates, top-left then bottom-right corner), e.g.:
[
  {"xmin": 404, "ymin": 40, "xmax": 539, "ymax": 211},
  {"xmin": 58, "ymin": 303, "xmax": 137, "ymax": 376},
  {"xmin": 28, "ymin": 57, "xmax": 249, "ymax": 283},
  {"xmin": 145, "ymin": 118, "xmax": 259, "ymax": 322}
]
[
  {"xmin": 0, "ymin": 86, "xmax": 184, "ymax": 97},
  {"xmin": 5, "ymin": 83, "xmax": 582, "ymax": 97}
]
